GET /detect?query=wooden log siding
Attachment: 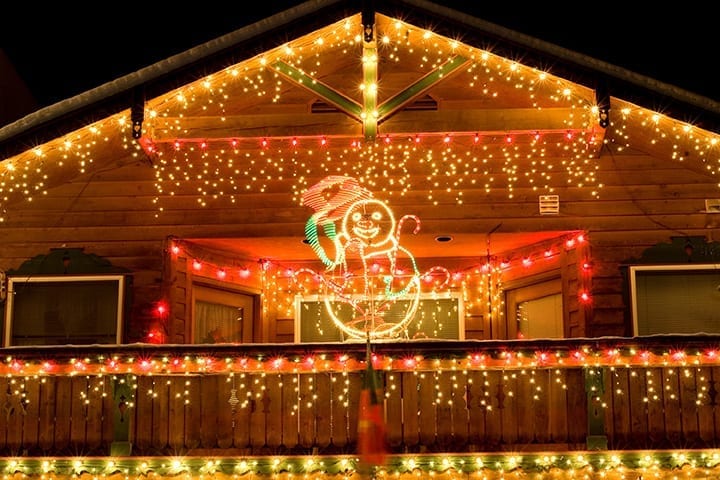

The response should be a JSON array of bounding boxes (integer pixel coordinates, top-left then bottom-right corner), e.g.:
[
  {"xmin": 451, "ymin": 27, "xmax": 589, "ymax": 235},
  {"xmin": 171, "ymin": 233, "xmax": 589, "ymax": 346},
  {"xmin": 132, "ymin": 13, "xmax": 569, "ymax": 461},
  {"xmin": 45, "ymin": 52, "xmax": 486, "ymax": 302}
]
[
  {"xmin": 0, "ymin": 374, "xmax": 114, "ymax": 456},
  {"xmin": 2, "ymin": 146, "xmax": 717, "ymax": 345},
  {"xmin": 0, "ymin": 364, "xmax": 717, "ymax": 457}
]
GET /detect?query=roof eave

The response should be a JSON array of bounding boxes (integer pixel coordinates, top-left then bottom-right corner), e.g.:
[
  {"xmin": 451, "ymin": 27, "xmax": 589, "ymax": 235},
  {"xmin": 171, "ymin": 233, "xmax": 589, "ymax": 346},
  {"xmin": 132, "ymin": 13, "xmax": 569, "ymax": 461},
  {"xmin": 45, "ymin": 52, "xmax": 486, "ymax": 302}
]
[
  {"xmin": 2, "ymin": 0, "xmax": 719, "ymax": 161},
  {"xmin": 380, "ymin": 0, "xmax": 720, "ymax": 131},
  {"xmin": 0, "ymin": 0, "xmax": 358, "ymax": 160}
]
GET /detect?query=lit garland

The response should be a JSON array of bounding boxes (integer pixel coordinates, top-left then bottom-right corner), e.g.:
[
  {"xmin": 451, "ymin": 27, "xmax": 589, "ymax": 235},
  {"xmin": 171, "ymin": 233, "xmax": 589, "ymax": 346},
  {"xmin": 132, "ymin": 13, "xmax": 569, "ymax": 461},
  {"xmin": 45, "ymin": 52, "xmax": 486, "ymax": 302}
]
[
  {"xmin": 2, "ymin": 450, "xmax": 720, "ymax": 478},
  {"xmin": 2, "ymin": 341, "xmax": 720, "ymax": 376},
  {"xmin": 299, "ymin": 176, "xmax": 430, "ymax": 340}
]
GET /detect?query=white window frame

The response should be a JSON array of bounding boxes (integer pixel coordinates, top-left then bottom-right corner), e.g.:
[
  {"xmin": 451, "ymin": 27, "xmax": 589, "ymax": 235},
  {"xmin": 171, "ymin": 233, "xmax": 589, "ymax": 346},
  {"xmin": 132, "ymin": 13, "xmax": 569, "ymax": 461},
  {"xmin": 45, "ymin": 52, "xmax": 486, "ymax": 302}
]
[
  {"xmin": 4, "ymin": 274, "xmax": 125, "ymax": 346},
  {"xmin": 294, "ymin": 291, "xmax": 465, "ymax": 342},
  {"xmin": 629, "ymin": 263, "xmax": 720, "ymax": 335}
]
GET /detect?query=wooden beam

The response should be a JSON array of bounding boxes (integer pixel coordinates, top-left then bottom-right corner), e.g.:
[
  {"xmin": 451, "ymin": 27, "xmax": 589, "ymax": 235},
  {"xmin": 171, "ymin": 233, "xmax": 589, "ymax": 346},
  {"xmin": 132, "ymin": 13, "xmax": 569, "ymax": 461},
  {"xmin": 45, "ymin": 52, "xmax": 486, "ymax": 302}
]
[
  {"xmin": 377, "ymin": 56, "xmax": 470, "ymax": 121},
  {"xmin": 147, "ymin": 108, "xmax": 587, "ymax": 142},
  {"xmin": 362, "ymin": 28, "xmax": 378, "ymax": 140},
  {"xmin": 270, "ymin": 60, "xmax": 362, "ymax": 119},
  {"xmin": 148, "ymin": 112, "xmax": 360, "ymax": 141},
  {"xmin": 379, "ymin": 108, "xmax": 593, "ymax": 134}
]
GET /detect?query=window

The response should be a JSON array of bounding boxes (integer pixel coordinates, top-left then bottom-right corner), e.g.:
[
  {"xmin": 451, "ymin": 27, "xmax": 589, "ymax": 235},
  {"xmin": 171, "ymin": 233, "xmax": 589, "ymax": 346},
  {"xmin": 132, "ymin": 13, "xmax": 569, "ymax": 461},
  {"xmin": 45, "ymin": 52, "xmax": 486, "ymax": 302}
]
[
  {"xmin": 629, "ymin": 264, "xmax": 720, "ymax": 335},
  {"xmin": 295, "ymin": 293, "xmax": 464, "ymax": 342},
  {"xmin": 505, "ymin": 277, "xmax": 563, "ymax": 339},
  {"xmin": 191, "ymin": 284, "xmax": 257, "ymax": 343},
  {"xmin": 4, "ymin": 274, "xmax": 126, "ymax": 346}
]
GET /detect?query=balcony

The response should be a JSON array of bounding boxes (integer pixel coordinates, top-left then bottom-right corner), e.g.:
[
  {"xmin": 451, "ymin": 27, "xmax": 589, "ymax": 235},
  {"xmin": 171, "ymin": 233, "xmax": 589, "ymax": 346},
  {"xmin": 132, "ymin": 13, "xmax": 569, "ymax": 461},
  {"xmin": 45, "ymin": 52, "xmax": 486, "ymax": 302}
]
[{"xmin": 1, "ymin": 336, "xmax": 720, "ymax": 478}]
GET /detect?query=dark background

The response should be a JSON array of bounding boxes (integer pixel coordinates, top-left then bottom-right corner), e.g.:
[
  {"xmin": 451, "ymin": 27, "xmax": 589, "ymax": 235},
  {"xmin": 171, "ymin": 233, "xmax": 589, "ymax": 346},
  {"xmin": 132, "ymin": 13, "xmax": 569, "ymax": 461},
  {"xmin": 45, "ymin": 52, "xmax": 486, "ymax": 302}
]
[{"xmin": 1, "ymin": 1, "xmax": 716, "ymax": 109}]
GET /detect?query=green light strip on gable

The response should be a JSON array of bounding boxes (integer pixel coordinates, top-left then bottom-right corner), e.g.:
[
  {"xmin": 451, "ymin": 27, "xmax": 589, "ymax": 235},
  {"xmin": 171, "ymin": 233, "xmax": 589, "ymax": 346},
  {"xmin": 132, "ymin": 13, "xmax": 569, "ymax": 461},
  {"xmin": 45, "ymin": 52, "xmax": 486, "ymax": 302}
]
[
  {"xmin": 376, "ymin": 55, "xmax": 469, "ymax": 119},
  {"xmin": 1, "ymin": 451, "xmax": 716, "ymax": 476},
  {"xmin": 271, "ymin": 61, "xmax": 363, "ymax": 119}
]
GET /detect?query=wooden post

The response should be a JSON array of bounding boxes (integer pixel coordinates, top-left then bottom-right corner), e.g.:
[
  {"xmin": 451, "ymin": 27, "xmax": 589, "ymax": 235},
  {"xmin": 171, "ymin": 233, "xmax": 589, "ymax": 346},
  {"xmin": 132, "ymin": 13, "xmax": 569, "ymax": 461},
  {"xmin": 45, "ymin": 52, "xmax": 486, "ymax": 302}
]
[
  {"xmin": 584, "ymin": 367, "xmax": 607, "ymax": 450},
  {"xmin": 110, "ymin": 375, "xmax": 133, "ymax": 456}
]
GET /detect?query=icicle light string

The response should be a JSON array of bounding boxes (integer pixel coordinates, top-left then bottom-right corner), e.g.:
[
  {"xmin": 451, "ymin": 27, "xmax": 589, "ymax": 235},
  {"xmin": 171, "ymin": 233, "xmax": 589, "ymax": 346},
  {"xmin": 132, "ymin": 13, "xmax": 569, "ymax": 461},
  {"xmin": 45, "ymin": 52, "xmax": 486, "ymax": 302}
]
[
  {"xmin": 167, "ymin": 232, "xmax": 588, "ymax": 294},
  {"xmin": 2, "ymin": 16, "xmax": 718, "ymax": 220},
  {"xmin": 161, "ymin": 231, "xmax": 591, "ymax": 335}
]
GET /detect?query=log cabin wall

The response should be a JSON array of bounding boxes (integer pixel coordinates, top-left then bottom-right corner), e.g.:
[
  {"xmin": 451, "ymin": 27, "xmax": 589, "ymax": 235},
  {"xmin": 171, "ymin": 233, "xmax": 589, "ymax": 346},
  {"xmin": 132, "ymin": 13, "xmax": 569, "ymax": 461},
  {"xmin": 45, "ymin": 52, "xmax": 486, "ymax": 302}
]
[
  {"xmin": 582, "ymin": 152, "xmax": 720, "ymax": 337},
  {"xmin": 0, "ymin": 146, "xmax": 717, "ymax": 344},
  {"xmin": 0, "ymin": 0, "xmax": 717, "ymax": 349}
]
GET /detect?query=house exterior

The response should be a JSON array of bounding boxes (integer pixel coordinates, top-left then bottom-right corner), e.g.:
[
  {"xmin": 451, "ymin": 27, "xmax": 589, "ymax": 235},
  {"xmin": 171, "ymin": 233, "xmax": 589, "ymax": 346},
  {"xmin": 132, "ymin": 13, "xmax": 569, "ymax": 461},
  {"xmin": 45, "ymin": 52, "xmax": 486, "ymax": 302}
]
[{"xmin": 0, "ymin": 0, "xmax": 720, "ymax": 478}]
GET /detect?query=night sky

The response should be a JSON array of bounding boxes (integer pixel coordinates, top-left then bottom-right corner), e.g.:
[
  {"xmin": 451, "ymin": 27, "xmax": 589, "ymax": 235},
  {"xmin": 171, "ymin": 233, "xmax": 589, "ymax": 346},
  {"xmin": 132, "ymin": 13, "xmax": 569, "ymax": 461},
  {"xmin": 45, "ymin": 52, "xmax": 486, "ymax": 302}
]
[{"xmin": 1, "ymin": 1, "xmax": 716, "ymax": 111}]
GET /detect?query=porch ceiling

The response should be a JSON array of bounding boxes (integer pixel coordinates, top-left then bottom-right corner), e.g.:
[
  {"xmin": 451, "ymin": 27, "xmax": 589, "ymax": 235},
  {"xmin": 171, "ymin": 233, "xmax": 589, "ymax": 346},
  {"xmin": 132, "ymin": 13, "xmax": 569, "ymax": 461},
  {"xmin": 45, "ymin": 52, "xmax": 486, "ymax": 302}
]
[{"xmin": 185, "ymin": 231, "xmax": 577, "ymax": 262}]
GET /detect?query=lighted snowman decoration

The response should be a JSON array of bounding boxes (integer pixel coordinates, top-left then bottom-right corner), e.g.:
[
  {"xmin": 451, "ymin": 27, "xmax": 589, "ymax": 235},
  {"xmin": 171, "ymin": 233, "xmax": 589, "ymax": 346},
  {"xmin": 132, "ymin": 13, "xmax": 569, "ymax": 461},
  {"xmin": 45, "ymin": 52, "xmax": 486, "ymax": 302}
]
[{"xmin": 302, "ymin": 176, "xmax": 421, "ymax": 340}]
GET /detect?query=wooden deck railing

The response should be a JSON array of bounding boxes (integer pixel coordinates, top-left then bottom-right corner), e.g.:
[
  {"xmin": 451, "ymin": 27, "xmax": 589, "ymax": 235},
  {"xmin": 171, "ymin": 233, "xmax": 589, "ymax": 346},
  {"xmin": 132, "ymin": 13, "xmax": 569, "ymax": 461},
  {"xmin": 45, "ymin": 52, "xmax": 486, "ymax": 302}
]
[{"xmin": 1, "ymin": 337, "xmax": 719, "ymax": 457}]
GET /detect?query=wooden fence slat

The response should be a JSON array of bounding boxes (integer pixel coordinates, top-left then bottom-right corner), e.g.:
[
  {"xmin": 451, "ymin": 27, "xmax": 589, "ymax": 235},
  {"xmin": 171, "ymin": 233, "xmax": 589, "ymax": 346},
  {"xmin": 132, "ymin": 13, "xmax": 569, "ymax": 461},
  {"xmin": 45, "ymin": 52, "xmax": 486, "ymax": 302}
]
[
  {"xmin": 466, "ymin": 370, "xmax": 486, "ymax": 446},
  {"xmin": 628, "ymin": 367, "xmax": 649, "ymax": 447},
  {"xmin": 646, "ymin": 367, "xmax": 665, "ymax": 446},
  {"xmin": 0, "ymin": 377, "xmax": 8, "ymax": 451},
  {"xmin": 54, "ymin": 376, "xmax": 72, "ymax": 452},
  {"xmin": 346, "ymin": 371, "xmax": 361, "ymax": 447},
  {"xmin": 265, "ymin": 373, "xmax": 283, "ymax": 449},
  {"xmin": 249, "ymin": 373, "xmax": 267, "ymax": 449},
  {"xmin": 500, "ymin": 371, "xmax": 519, "ymax": 445},
  {"xmin": 533, "ymin": 370, "xmax": 551, "ymax": 444},
  {"xmin": 484, "ymin": 370, "xmax": 503, "ymax": 446},
  {"xmin": 385, "ymin": 372, "xmax": 403, "ymax": 448},
  {"xmin": 198, "ymin": 375, "xmax": 218, "ymax": 449},
  {"xmin": 609, "ymin": 369, "xmax": 630, "ymax": 448},
  {"xmin": 565, "ymin": 368, "xmax": 587, "ymax": 446},
  {"xmin": 680, "ymin": 367, "xmax": 700, "ymax": 446},
  {"xmin": 662, "ymin": 368, "xmax": 682, "ymax": 446},
  {"xmin": 400, "ymin": 372, "xmax": 419, "ymax": 448},
  {"xmin": 22, "ymin": 377, "xmax": 41, "ymax": 453},
  {"xmin": 435, "ymin": 372, "xmax": 453, "ymax": 447},
  {"xmin": 132, "ymin": 376, "xmax": 153, "ymax": 452},
  {"xmin": 84, "ymin": 377, "xmax": 105, "ymax": 452},
  {"xmin": 152, "ymin": 377, "xmax": 170, "ymax": 452},
  {"xmin": 451, "ymin": 371, "xmax": 469, "ymax": 447},
  {"xmin": 232, "ymin": 373, "xmax": 251, "ymax": 449},
  {"xmin": 282, "ymin": 373, "xmax": 299, "ymax": 449},
  {"xmin": 515, "ymin": 370, "xmax": 534, "ymax": 444},
  {"xmin": 298, "ymin": 374, "xmax": 315, "ymax": 448},
  {"xmin": 546, "ymin": 369, "xmax": 567, "ymax": 443},
  {"xmin": 101, "ymin": 377, "xmax": 116, "ymax": 453},
  {"xmin": 5, "ymin": 378, "xmax": 24, "ymax": 452},
  {"xmin": 315, "ymin": 372, "xmax": 332, "ymax": 449},
  {"xmin": 184, "ymin": 376, "xmax": 201, "ymax": 450},
  {"xmin": 70, "ymin": 377, "xmax": 89, "ymax": 449},
  {"xmin": 329, "ymin": 372, "xmax": 348, "ymax": 448},
  {"xmin": 592, "ymin": 368, "xmax": 611, "ymax": 447},
  {"xmin": 698, "ymin": 367, "xmax": 719, "ymax": 445},
  {"xmin": 418, "ymin": 372, "xmax": 437, "ymax": 447},
  {"xmin": 713, "ymin": 367, "xmax": 720, "ymax": 444},
  {"xmin": 216, "ymin": 375, "xmax": 233, "ymax": 449},
  {"xmin": 168, "ymin": 377, "xmax": 186, "ymax": 450},
  {"xmin": 36, "ymin": 377, "xmax": 51, "ymax": 451}
]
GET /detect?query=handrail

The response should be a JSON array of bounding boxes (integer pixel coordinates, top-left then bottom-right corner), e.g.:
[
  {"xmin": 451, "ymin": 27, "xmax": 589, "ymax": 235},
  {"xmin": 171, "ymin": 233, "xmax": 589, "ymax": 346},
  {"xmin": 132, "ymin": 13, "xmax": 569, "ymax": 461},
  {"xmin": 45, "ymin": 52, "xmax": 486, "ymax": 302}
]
[{"xmin": 1, "ymin": 334, "xmax": 719, "ymax": 375}]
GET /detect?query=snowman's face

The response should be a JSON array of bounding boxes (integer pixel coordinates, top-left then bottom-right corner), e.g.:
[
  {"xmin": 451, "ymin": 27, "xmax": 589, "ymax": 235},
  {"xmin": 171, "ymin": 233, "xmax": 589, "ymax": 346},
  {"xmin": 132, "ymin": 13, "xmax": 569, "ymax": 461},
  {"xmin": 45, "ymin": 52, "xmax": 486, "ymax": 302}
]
[{"xmin": 342, "ymin": 199, "xmax": 394, "ymax": 246}]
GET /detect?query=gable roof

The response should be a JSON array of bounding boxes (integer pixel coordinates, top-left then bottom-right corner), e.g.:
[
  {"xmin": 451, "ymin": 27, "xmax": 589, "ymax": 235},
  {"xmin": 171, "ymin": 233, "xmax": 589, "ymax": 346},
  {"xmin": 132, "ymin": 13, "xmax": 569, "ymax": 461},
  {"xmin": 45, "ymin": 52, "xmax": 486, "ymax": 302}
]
[
  {"xmin": 2, "ymin": 0, "xmax": 719, "ymax": 162},
  {"xmin": 0, "ymin": 0, "xmax": 718, "ymax": 263}
]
